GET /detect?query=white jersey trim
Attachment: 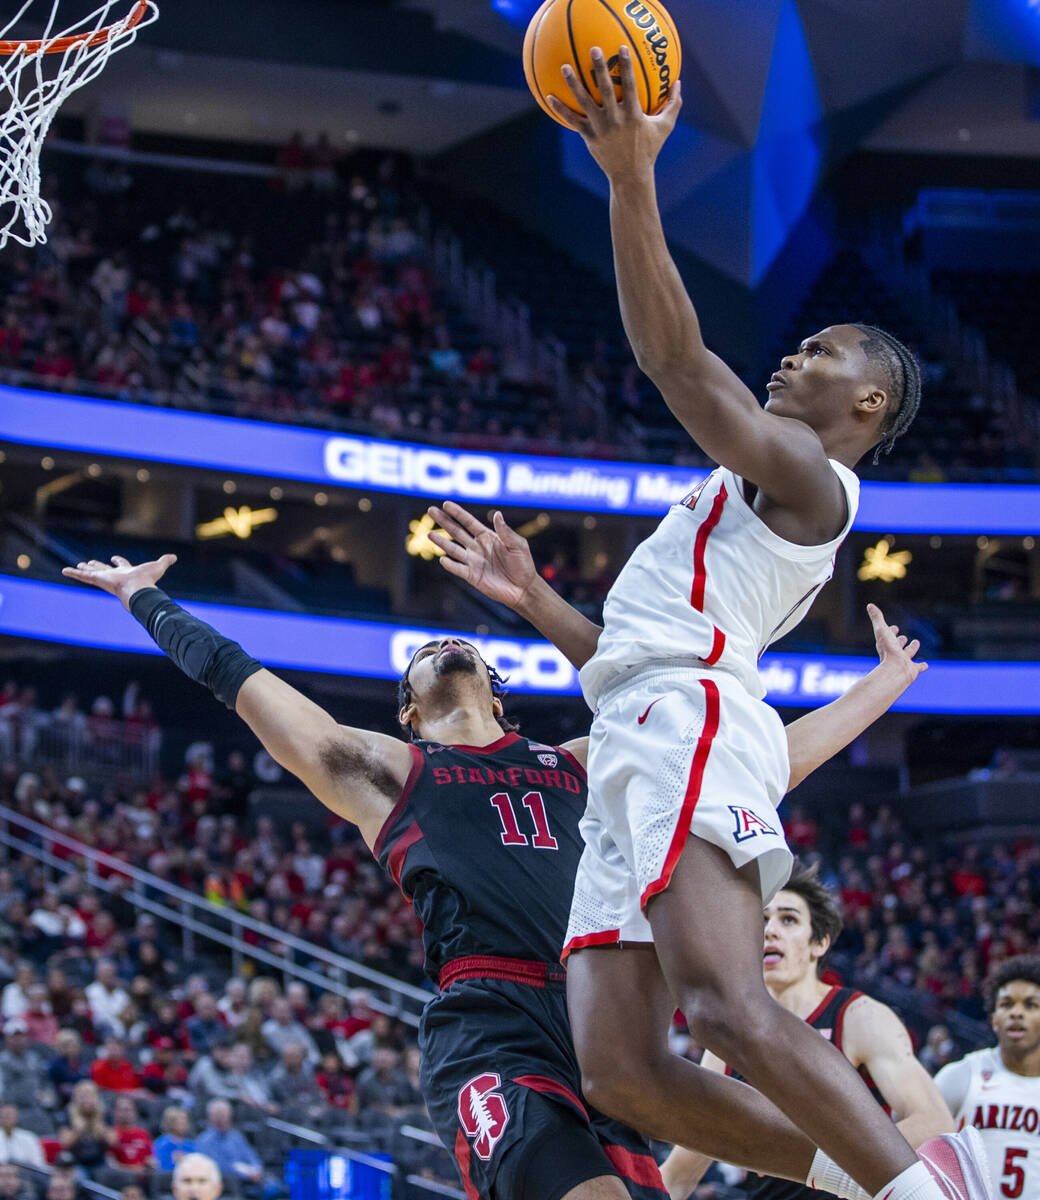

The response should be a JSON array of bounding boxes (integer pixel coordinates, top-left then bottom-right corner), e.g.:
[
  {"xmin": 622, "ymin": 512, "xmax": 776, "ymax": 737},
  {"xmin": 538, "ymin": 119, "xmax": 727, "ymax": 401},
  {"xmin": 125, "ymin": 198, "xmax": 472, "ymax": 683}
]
[{"xmin": 721, "ymin": 459, "xmax": 860, "ymax": 563}]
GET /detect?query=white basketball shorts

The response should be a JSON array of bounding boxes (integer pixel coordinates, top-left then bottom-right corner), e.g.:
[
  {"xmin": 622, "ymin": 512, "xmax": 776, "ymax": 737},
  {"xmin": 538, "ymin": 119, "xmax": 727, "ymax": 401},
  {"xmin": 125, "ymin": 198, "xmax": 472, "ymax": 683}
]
[{"xmin": 563, "ymin": 665, "xmax": 793, "ymax": 957}]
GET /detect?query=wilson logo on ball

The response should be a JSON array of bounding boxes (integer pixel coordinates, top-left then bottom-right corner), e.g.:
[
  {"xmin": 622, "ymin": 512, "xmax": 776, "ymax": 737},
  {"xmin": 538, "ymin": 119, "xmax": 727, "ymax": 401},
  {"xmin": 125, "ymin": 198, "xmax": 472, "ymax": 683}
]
[{"xmin": 523, "ymin": 0, "xmax": 682, "ymax": 128}]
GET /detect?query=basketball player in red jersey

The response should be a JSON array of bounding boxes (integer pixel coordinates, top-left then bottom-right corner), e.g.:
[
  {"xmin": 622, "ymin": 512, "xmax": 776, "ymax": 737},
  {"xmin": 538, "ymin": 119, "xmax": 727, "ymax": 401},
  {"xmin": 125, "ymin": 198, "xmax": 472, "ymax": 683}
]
[
  {"xmin": 661, "ymin": 864, "xmax": 953, "ymax": 1198},
  {"xmin": 434, "ymin": 37, "xmax": 988, "ymax": 1200},
  {"xmin": 66, "ymin": 549, "xmax": 925, "ymax": 1200}
]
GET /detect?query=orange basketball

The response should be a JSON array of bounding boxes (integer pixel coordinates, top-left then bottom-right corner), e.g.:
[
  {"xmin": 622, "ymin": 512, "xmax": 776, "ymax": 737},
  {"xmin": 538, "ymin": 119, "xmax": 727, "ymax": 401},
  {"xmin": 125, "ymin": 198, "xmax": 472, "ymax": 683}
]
[{"xmin": 523, "ymin": 0, "xmax": 682, "ymax": 128}]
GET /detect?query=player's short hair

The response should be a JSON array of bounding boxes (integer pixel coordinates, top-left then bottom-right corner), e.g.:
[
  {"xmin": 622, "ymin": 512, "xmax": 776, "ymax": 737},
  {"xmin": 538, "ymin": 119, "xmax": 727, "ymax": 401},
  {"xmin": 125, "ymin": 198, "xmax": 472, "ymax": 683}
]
[
  {"xmin": 397, "ymin": 645, "xmax": 519, "ymax": 742},
  {"xmin": 984, "ymin": 955, "xmax": 1040, "ymax": 1013},
  {"xmin": 780, "ymin": 860, "xmax": 843, "ymax": 962},
  {"xmin": 850, "ymin": 323, "xmax": 922, "ymax": 464}
]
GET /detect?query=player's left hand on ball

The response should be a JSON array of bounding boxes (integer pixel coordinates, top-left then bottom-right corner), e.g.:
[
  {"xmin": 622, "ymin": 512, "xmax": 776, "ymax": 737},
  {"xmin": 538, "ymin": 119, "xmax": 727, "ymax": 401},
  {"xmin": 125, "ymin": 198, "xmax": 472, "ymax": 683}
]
[
  {"xmin": 867, "ymin": 602, "xmax": 927, "ymax": 685},
  {"xmin": 62, "ymin": 553, "xmax": 177, "ymax": 610},
  {"xmin": 547, "ymin": 44, "xmax": 682, "ymax": 178}
]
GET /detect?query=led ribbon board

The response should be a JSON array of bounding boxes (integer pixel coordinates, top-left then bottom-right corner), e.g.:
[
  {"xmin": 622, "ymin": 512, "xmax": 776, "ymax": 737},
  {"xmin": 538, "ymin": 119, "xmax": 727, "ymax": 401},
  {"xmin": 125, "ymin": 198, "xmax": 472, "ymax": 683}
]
[
  {"xmin": 3, "ymin": 573, "xmax": 1040, "ymax": 714},
  {"xmin": 3, "ymin": 387, "xmax": 1040, "ymax": 533}
]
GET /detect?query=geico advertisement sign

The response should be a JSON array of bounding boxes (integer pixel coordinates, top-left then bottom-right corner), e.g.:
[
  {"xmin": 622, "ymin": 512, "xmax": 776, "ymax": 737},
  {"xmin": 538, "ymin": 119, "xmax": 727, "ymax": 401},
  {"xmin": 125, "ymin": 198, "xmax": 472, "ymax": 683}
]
[
  {"xmin": 324, "ymin": 438, "xmax": 501, "ymax": 498},
  {"xmin": 390, "ymin": 631, "xmax": 578, "ymax": 693}
]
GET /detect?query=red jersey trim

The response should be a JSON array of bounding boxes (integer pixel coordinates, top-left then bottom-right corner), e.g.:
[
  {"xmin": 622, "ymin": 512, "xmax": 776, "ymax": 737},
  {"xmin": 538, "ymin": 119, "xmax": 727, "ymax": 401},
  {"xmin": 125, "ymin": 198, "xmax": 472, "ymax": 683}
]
[
  {"xmin": 514, "ymin": 1073, "xmax": 589, "ymax": 1120},
  {"xmin": 453, "ymin": 1128, "xmax": 479, "ymax": 1200},
  {"xmin": 372, "ymin": 743, "xmax": 424, "ymax": 860},
  {"xmin": 438, "ymin": 955, "xmax": 567, "ymax": 991},
  {"xmin": 556, "ymin": 744, "xmax": 588, "ymax": 780},
  {"xmin": 641, "ymin": 678, "xmax": 721, "ymax": 908},
  {"xmin": 832, "ymin": 988, "xmax": 864, "ymax": 1052},
  {"xmin": 690, "ymin": 484, "xmax": 728, "ymax": 665},
  {"xmin": 603, "ymin": 1143, "xmax": 668, "ymax": 1190},
  {"xmin": 387, "ymin": 821, "xmax": 424, "ymax": 894},
  {"xmin": 691, "ymin": 483, "xmax": 727, "ymax": 610},
  {"xmin": 560, "ymin": 928, "xmax": 621, "ymax": 961},
  {"xmin": 446, "ymin": 731, "xmax": 524, "ymax": 755},
  {"xmin": 805, "ymin": 984, "xmax": 842, "ymax": 1029}
]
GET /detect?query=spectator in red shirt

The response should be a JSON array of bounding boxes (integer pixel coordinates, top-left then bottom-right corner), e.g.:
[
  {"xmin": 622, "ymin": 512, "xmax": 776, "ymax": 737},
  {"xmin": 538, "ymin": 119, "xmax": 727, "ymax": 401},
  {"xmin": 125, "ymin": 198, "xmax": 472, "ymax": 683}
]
[
  {"xmin": 91, "ymin": 1037, "xmax": 142, "ymax": 1094},
  {"xmin": 785, "ymin": 805, "xmax": 818, "ymax": 852},
  {"xmin": 108, "ymin": 1097, "xmax": 155, "ymax": 1179},
  {"xmin": 22, "ymin": 985, "xmax": 58, "ymax": 1047}
]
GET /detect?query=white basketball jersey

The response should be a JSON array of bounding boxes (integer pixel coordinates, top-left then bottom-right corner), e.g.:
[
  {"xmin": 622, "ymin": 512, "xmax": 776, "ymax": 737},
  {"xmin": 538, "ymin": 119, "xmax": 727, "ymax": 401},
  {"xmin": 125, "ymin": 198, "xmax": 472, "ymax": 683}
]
[
  {"xmin": 948, "ymin": 1048, "xmax": 1040, "ymax": 1200},
  {"xmin": 579, "ymin": 461, "xmax": 860, "ymax": 707}
]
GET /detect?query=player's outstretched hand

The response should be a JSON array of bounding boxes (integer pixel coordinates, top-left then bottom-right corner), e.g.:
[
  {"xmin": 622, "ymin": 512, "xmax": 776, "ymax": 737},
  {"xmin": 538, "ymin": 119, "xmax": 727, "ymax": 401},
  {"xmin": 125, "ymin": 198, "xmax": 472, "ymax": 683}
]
[
  {"xmin": 62, "ymin": 554, "xmax": 177, "ymax": 610},
  {"xmin": 427, "ymin": 502, "xmax": 538, "ymax": 612},
  {"xmin": 547, "ymin": 44, "xmax": 682, "ymax": 179},
  {"xmin": 867, "ymin": 602, "xmax": 927, "ymax": 687}
]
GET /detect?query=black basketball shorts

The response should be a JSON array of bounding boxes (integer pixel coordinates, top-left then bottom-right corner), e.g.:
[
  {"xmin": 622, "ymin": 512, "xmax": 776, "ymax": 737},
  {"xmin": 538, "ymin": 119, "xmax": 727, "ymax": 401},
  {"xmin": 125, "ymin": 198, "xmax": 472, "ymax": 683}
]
[{"xmin": 419, "ymin": 965, "xmax": 667, "ymax": 1200}]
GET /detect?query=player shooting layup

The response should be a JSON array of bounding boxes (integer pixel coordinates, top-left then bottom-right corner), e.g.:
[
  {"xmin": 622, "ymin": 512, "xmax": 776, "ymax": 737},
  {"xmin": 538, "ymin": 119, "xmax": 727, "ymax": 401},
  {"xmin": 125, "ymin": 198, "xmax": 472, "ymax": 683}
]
[
  {"xmin": 431, "ymin": 37, "xmax": 989, "ymax": 1200},
  {"xmin": 67, "ymin": 550, "xmax": 922, "ymax": 1200},
  {"xmin": 661, "ymin": 864, "xmax": 954, "ymax": 1198},
  {"xmin": 936, "ymin": 958, "xmax": 1040, "ymax": 1200}
]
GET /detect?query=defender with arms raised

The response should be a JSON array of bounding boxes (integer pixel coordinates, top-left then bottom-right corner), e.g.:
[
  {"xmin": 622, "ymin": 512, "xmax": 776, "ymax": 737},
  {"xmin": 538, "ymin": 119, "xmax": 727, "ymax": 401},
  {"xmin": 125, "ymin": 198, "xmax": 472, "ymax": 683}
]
[{"xmin": 65, "ymin": 545, "xmax": 924, "ymax": 1200}]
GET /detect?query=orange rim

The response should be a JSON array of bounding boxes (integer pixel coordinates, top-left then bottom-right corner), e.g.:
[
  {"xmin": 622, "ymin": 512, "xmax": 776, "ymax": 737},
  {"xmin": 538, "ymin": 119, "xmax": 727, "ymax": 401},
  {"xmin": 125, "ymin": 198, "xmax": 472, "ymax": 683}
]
[{"xmin": 0, "ymin": 0, "xmax": 150, "ymax": 56}]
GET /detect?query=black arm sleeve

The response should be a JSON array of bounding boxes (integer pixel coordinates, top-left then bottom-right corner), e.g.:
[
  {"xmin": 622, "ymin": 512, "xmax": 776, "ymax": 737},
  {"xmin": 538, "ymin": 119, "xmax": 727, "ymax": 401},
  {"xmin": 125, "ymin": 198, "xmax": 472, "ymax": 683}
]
[{"xmin": 128, "ymin": 587, "xmax": 262, "ymax": 710}]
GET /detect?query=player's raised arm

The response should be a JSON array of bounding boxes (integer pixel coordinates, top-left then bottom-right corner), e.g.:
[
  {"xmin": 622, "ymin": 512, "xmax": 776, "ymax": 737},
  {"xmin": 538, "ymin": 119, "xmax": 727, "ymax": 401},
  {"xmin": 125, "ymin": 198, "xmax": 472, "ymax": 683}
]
[
  {"xmin": 428, "ymin": 501, "xmax": 602, "ymax": 670},
  {"xmin": 549, "ymin": 47, "xmax": 846, "ymax": 524},
  {"xmin": 782, "ymin": 604, "xmax": 926, "ymax": 792},
  {"xmin": 61, "ymin": 555, "xmax": 412, "ymax": 848}
]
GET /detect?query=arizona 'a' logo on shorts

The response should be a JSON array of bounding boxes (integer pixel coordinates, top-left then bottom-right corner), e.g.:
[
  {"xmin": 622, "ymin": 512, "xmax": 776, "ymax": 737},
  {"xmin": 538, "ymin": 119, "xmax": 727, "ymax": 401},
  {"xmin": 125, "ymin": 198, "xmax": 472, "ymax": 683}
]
[
  {"xmin": 729, "ymin": 806, "xmax": 779, "ymax": 843},
  {"xmin": 458, "ymin": 1072, "xmax": 510, "ymax": 1160}
]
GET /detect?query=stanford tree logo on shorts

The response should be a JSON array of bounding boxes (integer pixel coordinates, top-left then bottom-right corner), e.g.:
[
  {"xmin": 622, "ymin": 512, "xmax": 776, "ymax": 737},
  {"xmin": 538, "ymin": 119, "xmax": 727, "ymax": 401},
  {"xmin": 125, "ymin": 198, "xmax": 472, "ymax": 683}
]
[{"xmin": 458, "ymin": 1072, "xmax": 510, "ymax": 1160}]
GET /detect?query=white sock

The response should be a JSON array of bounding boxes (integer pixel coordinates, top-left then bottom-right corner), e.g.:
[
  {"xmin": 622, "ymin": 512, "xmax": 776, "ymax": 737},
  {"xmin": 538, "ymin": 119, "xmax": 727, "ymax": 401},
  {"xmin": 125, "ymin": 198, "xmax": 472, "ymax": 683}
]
[
  {"xmin": 872, "ymin": 1162, "xmax": 947, "ymax": 1200},
  {"xmin": 806, "ymin": 1149, "xmax": 872, "ymax": 1200}
]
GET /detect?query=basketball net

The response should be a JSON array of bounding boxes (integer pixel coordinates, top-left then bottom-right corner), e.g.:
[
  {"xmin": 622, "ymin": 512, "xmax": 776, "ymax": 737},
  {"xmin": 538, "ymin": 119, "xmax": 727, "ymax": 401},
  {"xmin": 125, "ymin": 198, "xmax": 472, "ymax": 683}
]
[{"xmin": 0, "ymin": 0, "xmax": 159, "ymax": 250}]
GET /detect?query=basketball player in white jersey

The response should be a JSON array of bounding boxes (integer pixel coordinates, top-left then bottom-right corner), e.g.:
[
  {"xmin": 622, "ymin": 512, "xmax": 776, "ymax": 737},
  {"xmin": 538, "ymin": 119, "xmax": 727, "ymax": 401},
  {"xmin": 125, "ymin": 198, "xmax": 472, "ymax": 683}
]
[
  {"xmin": 661, "ymin": 864, "xmax": 953, "ymax": 1199},
  {"xmin": 935, "ymin": 958, "xmax": 1040, "ymax": 1200},
  {"xmin": 430, "ymin": 37, "xmax": 989, "ymax": 1200}
]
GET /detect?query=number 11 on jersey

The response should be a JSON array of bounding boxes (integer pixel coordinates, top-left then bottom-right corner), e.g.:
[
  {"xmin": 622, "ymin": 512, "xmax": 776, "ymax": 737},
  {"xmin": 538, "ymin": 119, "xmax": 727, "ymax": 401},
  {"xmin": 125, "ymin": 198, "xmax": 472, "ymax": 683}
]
[{"xmin": 489, "ymin": 792, "xmax": 559, "ymax": 850}]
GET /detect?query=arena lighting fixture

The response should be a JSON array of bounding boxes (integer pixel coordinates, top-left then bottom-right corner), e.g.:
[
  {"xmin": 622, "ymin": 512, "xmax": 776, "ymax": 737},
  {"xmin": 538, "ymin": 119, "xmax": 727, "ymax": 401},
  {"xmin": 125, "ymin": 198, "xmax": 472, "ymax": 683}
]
[
  {"xmin": 196, "ymin": 505, "xmax": 277, "ymax": 540},
  {"xmin": 858, "ymin": 539, "xmax": 912, "ymax": 583},
  {"xmin": 406, "ymin": 513, "xmax": 448, "ymax": 560}
]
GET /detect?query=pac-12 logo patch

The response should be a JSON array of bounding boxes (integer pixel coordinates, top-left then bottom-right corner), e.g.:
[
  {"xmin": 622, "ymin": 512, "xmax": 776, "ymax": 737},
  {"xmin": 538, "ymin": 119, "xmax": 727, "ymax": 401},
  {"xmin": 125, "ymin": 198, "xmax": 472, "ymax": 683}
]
[
  {"xmin": 458, "ymin": 1072, "xmax": 510, "ymax": 1161},
  {"xmin": 729, "ymin": 806, "xmax": 779, "ymax": 843},
  {"xmin": 537, "ymin": 752, "xmax": 558, "ymax": 768}
]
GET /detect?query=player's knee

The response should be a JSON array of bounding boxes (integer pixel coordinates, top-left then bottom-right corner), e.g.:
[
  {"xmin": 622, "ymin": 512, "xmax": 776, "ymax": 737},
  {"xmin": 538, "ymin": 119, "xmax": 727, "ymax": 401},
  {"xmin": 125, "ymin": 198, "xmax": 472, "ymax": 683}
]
[
  {"xmin": 682, "ymin": 984, "xmax": 776, "ymax": 1061},
  {"xmin": 579, "ymin": 1046, "xmax": 663, "ymax": 1123}
]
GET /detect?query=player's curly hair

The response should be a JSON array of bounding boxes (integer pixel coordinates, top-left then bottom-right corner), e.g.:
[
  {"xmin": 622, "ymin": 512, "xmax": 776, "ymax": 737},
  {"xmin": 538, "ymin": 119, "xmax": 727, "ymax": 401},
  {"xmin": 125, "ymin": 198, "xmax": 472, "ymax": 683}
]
[
  {"xmin": 984, "ymin": 955, "xmax": 1040, "ymax": 1014},
  {"xmin": 850, "ymin": 323, "xmax": 922, "ymax": 465},
  {"xmin": 781, "ymin": 860, "xmax": 844, "ymax": 966},
  {"xmin": 397, "ymin": 647, "xmax": 519, "ymax": 742}
]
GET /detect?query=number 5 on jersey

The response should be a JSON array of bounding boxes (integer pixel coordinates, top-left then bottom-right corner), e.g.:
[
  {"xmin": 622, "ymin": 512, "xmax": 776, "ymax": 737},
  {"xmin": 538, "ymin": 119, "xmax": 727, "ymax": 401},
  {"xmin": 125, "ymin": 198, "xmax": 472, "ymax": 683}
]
[
  {"xmin": 489, "ymin": 792, "xmax": 559, "ymax": 850},
  {"xmin": 1003, "ymin": 1148, "xmax": 1028, "ymax": 1199}
]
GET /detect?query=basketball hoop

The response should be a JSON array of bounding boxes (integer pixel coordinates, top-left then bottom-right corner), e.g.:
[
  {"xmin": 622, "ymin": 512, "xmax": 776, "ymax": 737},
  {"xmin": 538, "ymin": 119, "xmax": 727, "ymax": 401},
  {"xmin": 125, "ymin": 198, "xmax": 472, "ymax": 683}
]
[{"xmin": 0, "ymin": 0, "xmax": 159, "ymax": 250}]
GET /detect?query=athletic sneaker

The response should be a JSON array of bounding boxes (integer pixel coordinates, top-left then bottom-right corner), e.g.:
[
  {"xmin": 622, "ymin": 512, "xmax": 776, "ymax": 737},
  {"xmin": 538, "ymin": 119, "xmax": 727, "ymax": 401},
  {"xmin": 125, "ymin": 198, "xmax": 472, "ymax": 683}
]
[{"xmin": 918, "ymin": 1126, "xmax": 993, "ymax": 1200}]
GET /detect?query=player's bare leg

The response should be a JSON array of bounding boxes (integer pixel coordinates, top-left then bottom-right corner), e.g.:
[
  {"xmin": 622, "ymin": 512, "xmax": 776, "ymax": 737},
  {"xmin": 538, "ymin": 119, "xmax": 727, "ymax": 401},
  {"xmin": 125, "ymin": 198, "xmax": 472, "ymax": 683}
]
[
  {"xmin": 568, "ymin": 943, "xmax": 822, "ymax": 1180},
  {"xmin": 646, "ymin": 838, "xmax": 918, "ymax": 1194},
  {"xmin": 562, "ymin": 1178, "xmax": 630, "ymax": 1200}
]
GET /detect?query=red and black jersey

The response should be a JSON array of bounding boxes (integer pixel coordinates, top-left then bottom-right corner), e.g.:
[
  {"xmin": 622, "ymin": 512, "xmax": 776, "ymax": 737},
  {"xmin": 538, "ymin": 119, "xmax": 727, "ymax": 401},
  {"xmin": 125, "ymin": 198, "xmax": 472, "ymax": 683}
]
[
  {"xmin": 733, "ymin": 986, "xmax": 889, "ymax": 1200},
  {"xmin": 373, "ymin": 732, "xmax": 587, "ymax": 982}
]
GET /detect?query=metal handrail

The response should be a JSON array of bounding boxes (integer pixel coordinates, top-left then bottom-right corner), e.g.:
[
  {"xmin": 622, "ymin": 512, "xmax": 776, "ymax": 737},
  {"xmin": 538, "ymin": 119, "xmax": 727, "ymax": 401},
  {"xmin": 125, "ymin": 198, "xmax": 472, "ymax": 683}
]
[{"xmin": 0, "ymin": 803, "xmax": 432, "ymax": 1027}]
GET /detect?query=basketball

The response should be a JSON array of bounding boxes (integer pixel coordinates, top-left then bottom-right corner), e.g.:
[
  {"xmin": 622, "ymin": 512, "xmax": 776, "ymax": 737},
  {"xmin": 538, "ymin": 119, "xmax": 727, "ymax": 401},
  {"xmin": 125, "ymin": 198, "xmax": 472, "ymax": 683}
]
[{"xmin": 523, "ymin": 0, "xmax": 682, "ymax": 128}]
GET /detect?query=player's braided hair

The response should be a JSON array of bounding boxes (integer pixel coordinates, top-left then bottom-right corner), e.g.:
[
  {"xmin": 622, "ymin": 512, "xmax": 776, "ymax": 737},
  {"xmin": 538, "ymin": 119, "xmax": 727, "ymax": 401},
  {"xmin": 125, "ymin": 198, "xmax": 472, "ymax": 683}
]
[
  {"xmin": 397, "ymin": 651, "xmax": 519, "ymax": 742},
  {"xmin": 850, "ymin": 323, "xmax": 922, "ymax": 465},
  {"xmin": 781, "ymin": 860, "xmax": 843, "ymax": 971},
  {"xmin": 984, "ymin": 954, "xmax": 1040, "ymax": 1014}
]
